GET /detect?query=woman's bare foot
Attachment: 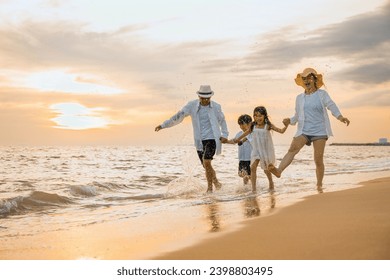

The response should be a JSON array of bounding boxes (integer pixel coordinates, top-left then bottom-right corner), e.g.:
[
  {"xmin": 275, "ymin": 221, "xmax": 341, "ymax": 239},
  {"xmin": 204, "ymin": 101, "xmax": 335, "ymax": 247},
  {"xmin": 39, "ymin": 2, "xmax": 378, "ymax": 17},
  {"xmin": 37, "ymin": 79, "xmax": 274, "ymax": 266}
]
[{"xmin": 268, "ymin": 164, "xmax": 281, "ymax": 178}]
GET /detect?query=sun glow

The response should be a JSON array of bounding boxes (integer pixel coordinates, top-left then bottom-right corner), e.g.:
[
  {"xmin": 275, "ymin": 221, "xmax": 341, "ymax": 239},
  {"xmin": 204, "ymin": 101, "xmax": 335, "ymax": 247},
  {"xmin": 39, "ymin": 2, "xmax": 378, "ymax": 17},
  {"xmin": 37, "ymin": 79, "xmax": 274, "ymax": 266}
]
[
  {"xmin": 25, "ymin": 70, "xmax": 123, "ymax": 95},
  {"xmin": 50, "ymin": 103, "xmax": 111, "ymax": 130}
]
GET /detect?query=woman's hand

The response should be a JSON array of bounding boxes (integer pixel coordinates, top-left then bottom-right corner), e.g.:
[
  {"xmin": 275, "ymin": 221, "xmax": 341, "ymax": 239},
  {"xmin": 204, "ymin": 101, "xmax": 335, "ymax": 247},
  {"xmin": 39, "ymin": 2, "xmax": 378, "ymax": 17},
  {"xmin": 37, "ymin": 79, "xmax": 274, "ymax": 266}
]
[{"xmin": 338, "ymin": 116, "xmax": 350, "ymax": 126}]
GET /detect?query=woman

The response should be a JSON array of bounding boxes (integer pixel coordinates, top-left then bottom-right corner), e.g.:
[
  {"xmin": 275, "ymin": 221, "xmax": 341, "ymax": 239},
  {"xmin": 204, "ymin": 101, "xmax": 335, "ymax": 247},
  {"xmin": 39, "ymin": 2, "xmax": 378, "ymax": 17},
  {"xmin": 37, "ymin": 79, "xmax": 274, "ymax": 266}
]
[{"xmin": 268, "ymin": 68, "xmax": 350, "ymax": 190}]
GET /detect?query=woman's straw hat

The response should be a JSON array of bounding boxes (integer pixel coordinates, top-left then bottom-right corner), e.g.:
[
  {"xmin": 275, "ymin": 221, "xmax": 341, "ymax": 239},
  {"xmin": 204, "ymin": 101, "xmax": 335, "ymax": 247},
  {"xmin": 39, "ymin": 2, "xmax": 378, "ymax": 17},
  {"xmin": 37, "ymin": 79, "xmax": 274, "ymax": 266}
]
[
  {"xmin": 196, "ymin": 85, "xmax": 214, "ymax": 98},
  {"xmin": 295, "ymin": 68, "xmax": 324, "ymax": 88}
]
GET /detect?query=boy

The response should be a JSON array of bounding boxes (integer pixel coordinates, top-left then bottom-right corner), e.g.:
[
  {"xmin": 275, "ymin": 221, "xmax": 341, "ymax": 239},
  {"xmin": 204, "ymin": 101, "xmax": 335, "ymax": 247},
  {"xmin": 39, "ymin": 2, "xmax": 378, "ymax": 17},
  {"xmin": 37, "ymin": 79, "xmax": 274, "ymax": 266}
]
[{"xmin": 226, "ymin": 114, "xmax": 252, "ymax": 184}]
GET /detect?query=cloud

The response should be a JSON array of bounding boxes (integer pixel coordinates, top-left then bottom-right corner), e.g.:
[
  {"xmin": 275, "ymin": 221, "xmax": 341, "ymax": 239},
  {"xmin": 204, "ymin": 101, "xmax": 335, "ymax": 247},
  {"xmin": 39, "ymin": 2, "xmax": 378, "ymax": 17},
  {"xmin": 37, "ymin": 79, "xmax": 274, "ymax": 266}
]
[
  {"xmin": 0, "ymin": 19, "xmax": 232, "ymax": 100},
  {"xmin": 0, "ymin": 20, "xmax": 227, "ymax": 73},
  {"xmin": 341, "ymin": 90, "xmax": 390, "ymax": 108},
  {"xmin": 337, "ymin": 63, "xmax": 390, "ymax": 84},
  {"xmin": 202, "ymin": 1, "xmax": 390, "ymax": 84}
]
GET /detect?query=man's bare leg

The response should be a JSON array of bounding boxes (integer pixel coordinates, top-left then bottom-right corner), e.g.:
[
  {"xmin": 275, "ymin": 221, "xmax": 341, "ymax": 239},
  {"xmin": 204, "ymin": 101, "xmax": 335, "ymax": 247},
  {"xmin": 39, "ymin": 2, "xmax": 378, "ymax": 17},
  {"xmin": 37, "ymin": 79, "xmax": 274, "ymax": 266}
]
[{"xmin": 204, "ymin": 159, "xmax": 220, "ymax": 192}]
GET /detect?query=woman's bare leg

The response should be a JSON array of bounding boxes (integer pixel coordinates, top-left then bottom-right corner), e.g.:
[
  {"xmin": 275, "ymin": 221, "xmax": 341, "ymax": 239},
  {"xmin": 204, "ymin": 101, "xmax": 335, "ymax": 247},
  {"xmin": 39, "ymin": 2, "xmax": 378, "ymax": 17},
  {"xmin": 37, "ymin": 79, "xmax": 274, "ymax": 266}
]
[
  {"xmin": 313, "ymin": 139, "xmax": 326, "ymax": 188},
  {"xmin": 269, "ymin": 135, "xmax": 307, "ymax": 177}
]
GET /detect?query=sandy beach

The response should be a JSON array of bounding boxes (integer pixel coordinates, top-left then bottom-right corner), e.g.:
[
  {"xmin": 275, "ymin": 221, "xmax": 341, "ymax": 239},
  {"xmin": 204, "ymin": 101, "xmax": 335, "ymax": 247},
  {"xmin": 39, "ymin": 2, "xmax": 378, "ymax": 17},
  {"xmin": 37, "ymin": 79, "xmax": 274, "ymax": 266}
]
[
  {"xmin": 157, "ymin": 177, "xmax": 390, "ymax": 260},
  {"xmin": 1, "ymin": 176, "xmax": 389, "ymax": 260}
]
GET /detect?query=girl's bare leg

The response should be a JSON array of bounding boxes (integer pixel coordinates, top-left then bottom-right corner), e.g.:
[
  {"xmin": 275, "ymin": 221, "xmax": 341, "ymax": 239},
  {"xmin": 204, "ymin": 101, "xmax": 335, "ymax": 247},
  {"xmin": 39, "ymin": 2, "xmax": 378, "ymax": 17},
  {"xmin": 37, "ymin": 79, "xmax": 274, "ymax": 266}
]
[
  {"xmin": 264, "ymin": 169, "xmax": 274, "ymax": 190},
  {"xmin": 251, "ymin": 160, "xmax": 259, "ymax": 192},
  {"xmin": 269, "ymin": 135, "xmax": 307, "ymax": 177},
  {"xmin": 313, "ymin": 139, "xmax": 326, "ymax": 189}
]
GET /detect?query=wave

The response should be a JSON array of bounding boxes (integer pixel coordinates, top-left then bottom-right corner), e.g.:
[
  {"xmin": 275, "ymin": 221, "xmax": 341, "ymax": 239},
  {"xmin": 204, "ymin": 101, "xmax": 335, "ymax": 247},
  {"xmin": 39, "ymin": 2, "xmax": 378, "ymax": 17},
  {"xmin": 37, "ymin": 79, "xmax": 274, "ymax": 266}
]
[
  {"xmin": 91, "ymin": 181, "xmax": 130, "ymax": 191},
  {"xmin": 0, "ymin": 191, "xmax": 73, "ymax": 217},
  {"xmin": 326, "ymin": 166, "xmax": 390, "ymax": 176},
  {"xmin": 105, "ymin": 194, "xmax": 164, "ymax": 202},
  {"xmin": 165, "ymin": 176, "xmax": 205, "ymax": 198},
  {"xmin": 70, "ymin": 185, "xmax": 98, "ymax": 197}
]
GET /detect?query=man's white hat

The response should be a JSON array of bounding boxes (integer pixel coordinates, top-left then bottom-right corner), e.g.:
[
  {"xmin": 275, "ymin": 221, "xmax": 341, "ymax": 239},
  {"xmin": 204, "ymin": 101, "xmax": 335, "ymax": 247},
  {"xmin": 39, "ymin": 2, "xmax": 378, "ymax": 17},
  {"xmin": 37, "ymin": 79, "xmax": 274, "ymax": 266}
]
[{"xmin": 196, "ymin": 85, "xmax": 214, "ymax": 98}]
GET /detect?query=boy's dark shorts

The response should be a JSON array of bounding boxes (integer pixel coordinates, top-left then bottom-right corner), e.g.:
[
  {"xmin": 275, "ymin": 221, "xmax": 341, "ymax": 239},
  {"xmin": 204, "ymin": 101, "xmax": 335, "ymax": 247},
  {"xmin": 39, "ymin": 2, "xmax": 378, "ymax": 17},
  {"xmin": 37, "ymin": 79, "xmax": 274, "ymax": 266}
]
[
  {"xmin": 197, "ymin": 139, "xmax": 216, "ymax": 164},
  {"xmin": 238, "ymin": 160, "xmax": 251, "ymax": 176},
  {"xmin": 302, "ymin": 134, "xmax": 328, "ymax": 146}
]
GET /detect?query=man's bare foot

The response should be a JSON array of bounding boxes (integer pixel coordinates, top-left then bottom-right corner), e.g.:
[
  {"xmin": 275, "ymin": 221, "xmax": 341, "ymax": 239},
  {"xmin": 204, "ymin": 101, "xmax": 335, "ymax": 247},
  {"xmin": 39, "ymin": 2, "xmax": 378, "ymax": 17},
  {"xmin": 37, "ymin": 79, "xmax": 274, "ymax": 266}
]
[
  {"xmin": 269, "ymin": 182, "xmax": 274, "ymax": 190},
  {"xmin": 206, "ymin": 187, "xmax": 213, "ymax": 193},
  {"xmin": 213, "ymin": 178, "xmax": 222, "ymax": 190},
  {"xmin": 268, "ymin": 164, "xmax": 281, "ymax": 178},
  {"xmin": 317, "ymin": 185, "xmax": 324, "ymax": 193}
]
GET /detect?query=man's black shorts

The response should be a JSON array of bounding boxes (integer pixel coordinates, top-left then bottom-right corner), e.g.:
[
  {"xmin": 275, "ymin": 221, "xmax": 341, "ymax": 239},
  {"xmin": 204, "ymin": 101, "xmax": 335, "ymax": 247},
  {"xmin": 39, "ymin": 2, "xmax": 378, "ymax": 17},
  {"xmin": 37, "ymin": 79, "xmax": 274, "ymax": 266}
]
[{"xmin": 197, "ymin": 139, "xmax": 216, "ymax": 164}]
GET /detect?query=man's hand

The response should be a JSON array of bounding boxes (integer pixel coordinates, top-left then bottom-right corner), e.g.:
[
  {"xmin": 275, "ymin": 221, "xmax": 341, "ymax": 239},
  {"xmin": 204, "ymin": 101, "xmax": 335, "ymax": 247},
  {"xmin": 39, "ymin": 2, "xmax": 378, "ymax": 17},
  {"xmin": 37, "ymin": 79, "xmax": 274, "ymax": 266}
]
[{"xmin": 219, "ymin": 137, "xmax": 228, "ymax": 144}]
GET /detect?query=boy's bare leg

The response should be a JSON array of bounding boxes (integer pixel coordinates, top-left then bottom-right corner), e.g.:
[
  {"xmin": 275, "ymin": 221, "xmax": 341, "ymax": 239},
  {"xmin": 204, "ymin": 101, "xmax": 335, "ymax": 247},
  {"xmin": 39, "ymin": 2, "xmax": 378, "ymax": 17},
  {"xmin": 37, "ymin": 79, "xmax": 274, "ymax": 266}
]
[
  {"xmin": 313, "ymin": 139, "xmax": 326, "ymax": 189},
  {"xmin": 264, "ymin": 169, "xmax": 274, "ymax": 190},
  {"xmin": 239, "ymin": 170, "xmax": 250, "ymax": 185},
  {"xmin": 269, "ymin": 135, "xmax": 307, "ymax": 177},
  {"xmin": 251, "ymin": 160, "xmax": 259, "ymax": 192}
]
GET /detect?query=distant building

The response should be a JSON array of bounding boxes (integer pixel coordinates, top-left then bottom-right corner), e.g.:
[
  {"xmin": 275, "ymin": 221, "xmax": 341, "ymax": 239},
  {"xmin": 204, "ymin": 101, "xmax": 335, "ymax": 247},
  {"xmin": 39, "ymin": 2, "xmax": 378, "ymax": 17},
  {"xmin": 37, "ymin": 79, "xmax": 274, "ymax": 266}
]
[{"xmin": 379, "ymin": 138, "xmax": 388, "ymax": 144}]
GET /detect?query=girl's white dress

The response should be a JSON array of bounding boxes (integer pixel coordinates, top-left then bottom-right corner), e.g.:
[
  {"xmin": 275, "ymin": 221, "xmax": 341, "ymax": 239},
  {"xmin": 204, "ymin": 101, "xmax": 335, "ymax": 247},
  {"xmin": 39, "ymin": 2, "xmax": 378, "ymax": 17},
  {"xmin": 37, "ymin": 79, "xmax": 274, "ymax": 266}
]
[{"xmin": 250, "ymin": 124, "xmax": 275, "ymax": 170}]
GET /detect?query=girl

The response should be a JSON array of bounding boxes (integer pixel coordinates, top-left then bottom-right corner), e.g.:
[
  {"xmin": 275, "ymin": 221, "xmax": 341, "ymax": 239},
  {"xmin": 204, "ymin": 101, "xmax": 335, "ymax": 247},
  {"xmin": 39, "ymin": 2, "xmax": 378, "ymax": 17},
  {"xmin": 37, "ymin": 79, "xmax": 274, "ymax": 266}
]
[{"xmin": 232, "ymin": 106, "xmax": 288, "ymax": 192}]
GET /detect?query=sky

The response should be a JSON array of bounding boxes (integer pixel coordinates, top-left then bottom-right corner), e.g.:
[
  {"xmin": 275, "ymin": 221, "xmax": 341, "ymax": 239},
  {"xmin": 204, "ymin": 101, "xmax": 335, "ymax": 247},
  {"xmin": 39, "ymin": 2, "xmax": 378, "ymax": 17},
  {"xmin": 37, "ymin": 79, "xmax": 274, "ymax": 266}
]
[{"xmin": 0, "ymin": 0, "xmax": 389, "ymax": 146}]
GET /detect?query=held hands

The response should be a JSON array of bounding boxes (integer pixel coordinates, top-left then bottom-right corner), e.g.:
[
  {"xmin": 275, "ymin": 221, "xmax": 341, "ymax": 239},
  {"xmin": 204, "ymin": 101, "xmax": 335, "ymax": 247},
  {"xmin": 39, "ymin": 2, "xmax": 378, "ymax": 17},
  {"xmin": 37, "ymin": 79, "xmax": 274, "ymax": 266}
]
[
  {"xmin": 231, "ymin": 138, "xmax": 243, "ymax": 146},
  {"xmin": 219, "ymin": 137, "xmax": 228, "ymax": 144},
  {"xmin": 222, "ymin": 138, "xmax": 239, "ymax": 145},
  {"xmin": 282, "ymin": 118, "xmax": 290, "ymax": 127}
]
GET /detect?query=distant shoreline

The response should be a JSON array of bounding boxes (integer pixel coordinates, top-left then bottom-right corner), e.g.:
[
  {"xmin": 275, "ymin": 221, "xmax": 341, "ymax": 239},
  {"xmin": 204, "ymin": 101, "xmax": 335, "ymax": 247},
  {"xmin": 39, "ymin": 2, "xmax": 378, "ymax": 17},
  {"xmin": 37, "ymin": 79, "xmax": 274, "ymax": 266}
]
[{"xmin": 330, "ymin": 143, "xmax": 390, "ymax": 146}]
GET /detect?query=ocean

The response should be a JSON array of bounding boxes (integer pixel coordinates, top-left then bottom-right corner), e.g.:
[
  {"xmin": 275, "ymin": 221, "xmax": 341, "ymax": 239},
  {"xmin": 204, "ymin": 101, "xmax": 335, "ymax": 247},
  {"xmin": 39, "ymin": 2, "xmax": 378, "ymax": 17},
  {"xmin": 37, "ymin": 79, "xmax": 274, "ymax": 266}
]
[{"xmin": 1, "ymin": 145, "xmax": 390, "ymax": 241}]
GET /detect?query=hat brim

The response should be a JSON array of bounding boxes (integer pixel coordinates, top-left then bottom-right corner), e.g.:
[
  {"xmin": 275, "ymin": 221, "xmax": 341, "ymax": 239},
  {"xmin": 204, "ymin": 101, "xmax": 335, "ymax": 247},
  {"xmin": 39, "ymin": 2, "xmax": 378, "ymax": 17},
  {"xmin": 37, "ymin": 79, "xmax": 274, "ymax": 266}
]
[
  {"xmin": 295, "ymin": 73, "xmax": 324, "ymax": 88},
  {"xmin": 197, "ymin": 91, "xmax": 214, "ymax": 98}
]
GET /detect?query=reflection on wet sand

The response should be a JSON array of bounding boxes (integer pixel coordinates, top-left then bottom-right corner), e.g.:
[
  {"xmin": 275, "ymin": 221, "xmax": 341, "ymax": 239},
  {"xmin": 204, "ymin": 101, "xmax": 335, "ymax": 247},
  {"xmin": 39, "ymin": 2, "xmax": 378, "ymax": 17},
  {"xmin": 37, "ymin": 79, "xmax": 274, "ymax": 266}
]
[
  {"xmin": 243, "ymin": 195, "xmax": 260, "ymax": 218},
  {"xmin": 269, "ymin": 190, "xmax": 276, "ymax": 209},
  {"xmin": 206, "ymin": 201, "xmax": 221, "ymax": 232},
  {"xmin": 203, "ymin": 191, "xmax": 277, "ymax": 233},
  {"xmin": 243, "ymin": 191, "xmax": 276, "ymax": 218}
]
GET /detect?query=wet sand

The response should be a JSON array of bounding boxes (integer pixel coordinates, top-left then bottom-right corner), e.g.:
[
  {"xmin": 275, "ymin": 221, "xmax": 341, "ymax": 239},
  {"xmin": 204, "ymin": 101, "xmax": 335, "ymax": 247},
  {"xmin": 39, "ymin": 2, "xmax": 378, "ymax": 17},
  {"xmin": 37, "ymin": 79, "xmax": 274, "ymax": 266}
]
[
  {"xmin": 157, "ymin": 177, "xmax": 390, "ymax": 260},
  {"xmin": 1, "ymin": 177, "xmax": 389, "ymax": 260}
]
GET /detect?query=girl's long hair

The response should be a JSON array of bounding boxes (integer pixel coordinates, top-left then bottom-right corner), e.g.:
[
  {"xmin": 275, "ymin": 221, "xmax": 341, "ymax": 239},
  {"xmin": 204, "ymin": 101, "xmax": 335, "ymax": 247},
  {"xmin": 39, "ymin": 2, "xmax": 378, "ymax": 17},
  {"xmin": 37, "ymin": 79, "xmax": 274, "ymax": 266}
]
[{"xmin": 250, "ymin": 106, "xmax": 272, "ymax": 131}]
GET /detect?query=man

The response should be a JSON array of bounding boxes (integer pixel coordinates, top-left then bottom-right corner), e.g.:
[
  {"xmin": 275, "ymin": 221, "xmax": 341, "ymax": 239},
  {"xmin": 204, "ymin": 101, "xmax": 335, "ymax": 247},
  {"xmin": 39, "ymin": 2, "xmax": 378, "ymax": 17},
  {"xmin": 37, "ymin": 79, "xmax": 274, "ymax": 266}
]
[{"xmin": 155, "ymin": 85, "xmax": 229, "ymax": 192}]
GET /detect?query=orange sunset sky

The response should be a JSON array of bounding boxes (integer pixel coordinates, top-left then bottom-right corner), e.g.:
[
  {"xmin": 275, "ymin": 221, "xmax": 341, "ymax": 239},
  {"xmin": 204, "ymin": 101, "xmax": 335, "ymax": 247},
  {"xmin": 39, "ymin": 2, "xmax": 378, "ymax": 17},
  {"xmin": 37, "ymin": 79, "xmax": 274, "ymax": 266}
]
[{"xmin": 0, "ymin": 0, "xmax": 389, "ymax": 146}]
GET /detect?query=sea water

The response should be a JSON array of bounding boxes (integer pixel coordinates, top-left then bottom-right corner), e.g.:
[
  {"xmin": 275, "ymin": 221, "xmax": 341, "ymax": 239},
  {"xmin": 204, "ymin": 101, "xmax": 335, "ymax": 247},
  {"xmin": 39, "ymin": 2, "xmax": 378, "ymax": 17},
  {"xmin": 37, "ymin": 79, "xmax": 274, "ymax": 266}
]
[{"xmin": 1, "ymin": 145, "xmax": 390, "ymax": 239}]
